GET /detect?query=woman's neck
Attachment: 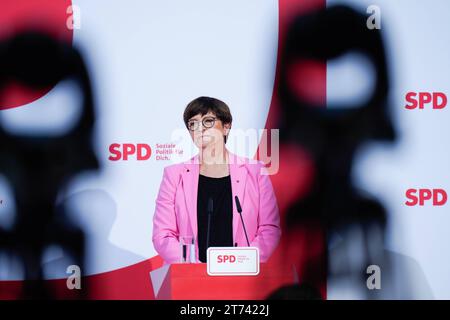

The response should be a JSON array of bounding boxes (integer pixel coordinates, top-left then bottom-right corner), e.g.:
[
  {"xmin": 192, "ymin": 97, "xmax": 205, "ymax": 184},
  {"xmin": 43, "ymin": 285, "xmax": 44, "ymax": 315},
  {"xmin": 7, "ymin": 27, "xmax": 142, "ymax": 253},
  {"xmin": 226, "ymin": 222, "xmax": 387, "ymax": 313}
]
[
  {"xmin": 199, "ymin": 145, "xmax": 229, "ymax": 177},
  {"xmin": 200, "ymin": 144, "xmax": 228, "ymax": 165}
]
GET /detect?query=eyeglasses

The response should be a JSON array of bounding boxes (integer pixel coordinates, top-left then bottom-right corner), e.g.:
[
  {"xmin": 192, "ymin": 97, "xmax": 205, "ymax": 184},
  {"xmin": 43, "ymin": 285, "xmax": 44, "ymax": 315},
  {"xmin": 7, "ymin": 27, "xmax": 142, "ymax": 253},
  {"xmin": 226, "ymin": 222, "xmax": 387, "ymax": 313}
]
[{"xmin": 187, "ymin": 117, "xmax": 217, "ymax": 131}]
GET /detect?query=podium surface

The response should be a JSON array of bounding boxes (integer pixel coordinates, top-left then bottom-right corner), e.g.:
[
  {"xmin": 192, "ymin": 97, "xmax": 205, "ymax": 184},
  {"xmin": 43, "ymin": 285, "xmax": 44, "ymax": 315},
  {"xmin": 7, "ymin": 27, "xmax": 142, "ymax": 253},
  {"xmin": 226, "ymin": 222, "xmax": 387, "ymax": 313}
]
[{"xmin": 151, "ymin": 262, "xmax": 295, "ymax": 300}]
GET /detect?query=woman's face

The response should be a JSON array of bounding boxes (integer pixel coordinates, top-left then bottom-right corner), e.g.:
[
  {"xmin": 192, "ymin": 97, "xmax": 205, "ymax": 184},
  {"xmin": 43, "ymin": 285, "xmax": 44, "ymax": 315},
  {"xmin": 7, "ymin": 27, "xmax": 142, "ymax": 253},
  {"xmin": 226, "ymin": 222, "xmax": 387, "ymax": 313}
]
[{"xmin": 187, "ymin": 111, "xmax": 231, "ymax": 150}]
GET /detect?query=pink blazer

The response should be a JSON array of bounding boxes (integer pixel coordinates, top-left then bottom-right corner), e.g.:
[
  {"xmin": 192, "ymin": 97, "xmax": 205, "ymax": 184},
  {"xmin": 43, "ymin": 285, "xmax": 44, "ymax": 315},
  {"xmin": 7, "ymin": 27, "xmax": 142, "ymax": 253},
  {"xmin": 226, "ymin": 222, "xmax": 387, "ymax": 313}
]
[{"xmin": 152, "ymin": 152, "xmax": 281, "ymax": 264}]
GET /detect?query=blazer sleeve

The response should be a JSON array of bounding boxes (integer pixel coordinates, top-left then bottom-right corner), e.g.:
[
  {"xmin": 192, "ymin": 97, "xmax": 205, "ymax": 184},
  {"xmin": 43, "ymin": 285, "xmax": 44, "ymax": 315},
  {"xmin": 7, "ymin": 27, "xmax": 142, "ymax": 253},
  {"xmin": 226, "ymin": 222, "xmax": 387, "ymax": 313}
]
[
  {"xmin": 250, "ymin": 165, "xmax": 282, "ymax": 262},
  {"xmin": 152, "ymin": 166, "xmax": 181, "ymax": 264}
]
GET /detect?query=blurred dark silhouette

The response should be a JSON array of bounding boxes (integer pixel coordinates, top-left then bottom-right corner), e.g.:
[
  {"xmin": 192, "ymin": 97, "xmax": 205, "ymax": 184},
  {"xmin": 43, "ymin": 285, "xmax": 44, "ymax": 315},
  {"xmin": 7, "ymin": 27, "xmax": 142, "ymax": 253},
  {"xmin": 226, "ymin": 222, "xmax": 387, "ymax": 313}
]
[
  {"xmin": 44, "ymin": 189, "xmax": 146, "ymax": 281},
  {"xmin": 275, "ymin": 5, "xmax": 395, "ymax": 298},
  {"xmin": 0, "ymin": 32, "xmax": 98, "ymax": 299},
  {"xmin": 267, "ymin": 282, "xmax": 322, "ymax": 300}
]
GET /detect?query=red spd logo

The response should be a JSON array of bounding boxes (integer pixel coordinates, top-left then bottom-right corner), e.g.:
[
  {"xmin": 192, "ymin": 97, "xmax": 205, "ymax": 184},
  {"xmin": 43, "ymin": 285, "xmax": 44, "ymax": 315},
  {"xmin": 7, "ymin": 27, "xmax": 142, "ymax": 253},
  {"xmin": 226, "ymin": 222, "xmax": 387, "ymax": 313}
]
[
  {"xmin": 217, "ymin": 255, "xmax": 236, "ymax": 263},
  {"xmin": 405, "ymin": 188, "xmax": 447, "ymax": 206},
  {"xmin": 108, "ymin": 143, "xmax": 152, "ymax": 161},
  {"xmin": 405, "ymin": 92, "xmax": 447, "ymax": 110}
]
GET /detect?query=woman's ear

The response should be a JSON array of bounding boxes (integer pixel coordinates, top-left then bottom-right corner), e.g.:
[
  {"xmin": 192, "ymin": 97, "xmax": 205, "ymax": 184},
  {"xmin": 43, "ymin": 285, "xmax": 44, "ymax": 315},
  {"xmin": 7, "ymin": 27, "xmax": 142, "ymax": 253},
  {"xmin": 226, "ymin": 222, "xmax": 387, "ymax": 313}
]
[{"xmin": 224, "ymin": 123, "xmax": 231, "ymax": 135}]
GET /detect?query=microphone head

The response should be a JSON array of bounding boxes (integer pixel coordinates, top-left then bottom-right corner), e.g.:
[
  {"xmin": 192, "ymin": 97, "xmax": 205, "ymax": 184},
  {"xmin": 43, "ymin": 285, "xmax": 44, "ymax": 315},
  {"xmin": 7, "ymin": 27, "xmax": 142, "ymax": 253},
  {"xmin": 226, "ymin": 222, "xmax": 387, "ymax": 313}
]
[
  {"xmin": 208, "ymin": 197, "xmax": 214, "ymax": 214},
  {"xmin": 234, "ymin": 196, "xmax": 242, "ymax": 213}
]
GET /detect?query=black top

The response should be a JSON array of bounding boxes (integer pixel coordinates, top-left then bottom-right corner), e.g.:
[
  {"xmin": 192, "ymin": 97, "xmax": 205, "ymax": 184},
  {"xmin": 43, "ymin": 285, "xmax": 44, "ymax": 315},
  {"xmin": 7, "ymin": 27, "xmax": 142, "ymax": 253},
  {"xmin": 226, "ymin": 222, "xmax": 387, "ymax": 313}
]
[{"xmin": 197, "ymin": 174, "xmax": 233, "ymax": 263}]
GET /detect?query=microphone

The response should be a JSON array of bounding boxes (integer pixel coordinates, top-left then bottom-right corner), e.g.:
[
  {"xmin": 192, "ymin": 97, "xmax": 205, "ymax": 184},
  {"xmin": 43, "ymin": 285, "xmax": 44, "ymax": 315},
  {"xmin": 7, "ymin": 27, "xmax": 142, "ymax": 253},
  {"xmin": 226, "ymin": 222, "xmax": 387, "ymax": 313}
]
[
  {"xmin": 235, "ymin": 196, "xmax": 250, "ymax": 246},
  {"xmin": 206, "ymin": 198, "xmax": 214, "ymax": 251}
]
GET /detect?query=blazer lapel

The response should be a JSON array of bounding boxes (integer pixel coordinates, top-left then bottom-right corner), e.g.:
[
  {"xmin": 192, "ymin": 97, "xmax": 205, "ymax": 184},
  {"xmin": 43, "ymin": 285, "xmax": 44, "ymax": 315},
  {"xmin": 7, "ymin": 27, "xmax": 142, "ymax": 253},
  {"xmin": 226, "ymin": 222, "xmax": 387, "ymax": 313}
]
[
  {"xmin": 182, "ymin": 155, "xmax": 200, "ymax": 239},
  {"xmin": 228, "ymin": 152, "xmax": 248, "ymax": 243}
]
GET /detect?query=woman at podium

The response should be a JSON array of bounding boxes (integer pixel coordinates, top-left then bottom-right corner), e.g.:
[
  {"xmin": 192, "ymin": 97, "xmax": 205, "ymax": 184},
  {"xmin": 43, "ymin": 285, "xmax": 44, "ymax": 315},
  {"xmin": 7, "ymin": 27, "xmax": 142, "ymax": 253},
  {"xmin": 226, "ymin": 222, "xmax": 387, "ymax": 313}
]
[{"xmin": 152, "ymin": 96, "xmax": 281, "ymax": 263}]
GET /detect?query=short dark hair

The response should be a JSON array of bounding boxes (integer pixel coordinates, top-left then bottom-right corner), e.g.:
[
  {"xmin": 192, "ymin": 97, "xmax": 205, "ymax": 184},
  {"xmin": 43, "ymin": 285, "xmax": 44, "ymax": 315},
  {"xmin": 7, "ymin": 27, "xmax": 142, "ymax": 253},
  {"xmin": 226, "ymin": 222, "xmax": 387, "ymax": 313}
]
[{"xmin": 183, "ymin": 96, "xmax": 233, "ymax": 129}]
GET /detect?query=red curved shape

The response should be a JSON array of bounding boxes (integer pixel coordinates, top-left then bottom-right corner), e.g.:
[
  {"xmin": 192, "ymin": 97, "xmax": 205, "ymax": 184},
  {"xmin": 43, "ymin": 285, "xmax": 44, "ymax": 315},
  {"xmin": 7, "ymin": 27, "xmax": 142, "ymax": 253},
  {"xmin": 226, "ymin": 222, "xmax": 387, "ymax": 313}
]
[
  {"xmin": 256, "ymin": 0, "xmax": 327, "ymax": 299},
  {"xmin": 0, "ymin": 0, "xmax": 73, "ymax": 110}
]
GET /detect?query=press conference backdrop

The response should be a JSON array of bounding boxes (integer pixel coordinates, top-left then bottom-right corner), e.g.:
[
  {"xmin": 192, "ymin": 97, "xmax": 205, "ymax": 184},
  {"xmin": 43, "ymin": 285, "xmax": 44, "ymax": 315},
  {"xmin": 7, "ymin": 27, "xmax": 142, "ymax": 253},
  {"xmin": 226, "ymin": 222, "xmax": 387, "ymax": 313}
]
[
  {"xmin": 0, "ymin": 0, "xmax": 449, "ymax": 299},
  {"xmin": 0, "ymin": 0, "xmax": 278, "ymax": 278}
]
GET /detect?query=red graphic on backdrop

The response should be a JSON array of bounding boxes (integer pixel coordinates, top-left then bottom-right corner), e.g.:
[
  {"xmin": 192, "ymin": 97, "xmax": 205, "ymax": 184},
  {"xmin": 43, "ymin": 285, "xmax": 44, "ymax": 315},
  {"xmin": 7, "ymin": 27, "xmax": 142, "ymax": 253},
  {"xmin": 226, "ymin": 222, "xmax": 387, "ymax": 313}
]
[
  {"xmin": 405, "ymin": 188, "xmax": 447, "ymax": 206},
  {"xmin": 108, "ymin": 143, "xmax": 152, "ymax": 161},
  {"xmin": 0, "ymin": 0, "xmax": 73, "ymax": 110},
  {"xmin": 405, "ymin": 92, "xmax": 447, "ymax": 110}
]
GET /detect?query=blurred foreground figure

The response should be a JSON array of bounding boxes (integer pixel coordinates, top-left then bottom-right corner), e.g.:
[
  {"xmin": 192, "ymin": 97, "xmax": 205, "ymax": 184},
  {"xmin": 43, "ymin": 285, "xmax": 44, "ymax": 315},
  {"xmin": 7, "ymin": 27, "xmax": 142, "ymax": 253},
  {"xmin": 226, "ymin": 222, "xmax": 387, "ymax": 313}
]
[
  {"xmin": 0, "ymin": 32, "xmax": 98, "ymax": 298},
  {"xmin": 271, "ymin": 5, "xmax": 401, "ymax": 299}
]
